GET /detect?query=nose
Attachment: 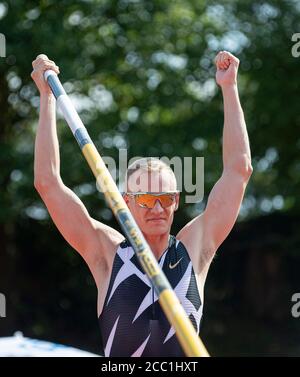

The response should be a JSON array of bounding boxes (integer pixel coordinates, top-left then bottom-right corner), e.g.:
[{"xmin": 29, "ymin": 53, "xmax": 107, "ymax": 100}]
[{"xmin": 151, "ymin": 199, "xmax": 164, "ymax": 213}]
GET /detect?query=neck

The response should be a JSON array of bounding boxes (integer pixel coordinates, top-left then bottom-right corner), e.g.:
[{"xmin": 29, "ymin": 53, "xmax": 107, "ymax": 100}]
[{"xmin": 144, "ymin": 232, "xmax": 170, "ymax": 260}]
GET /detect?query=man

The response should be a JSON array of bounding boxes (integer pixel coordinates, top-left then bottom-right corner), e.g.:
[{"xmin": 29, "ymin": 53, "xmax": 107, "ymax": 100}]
[{"xmin": 31, "ymin": 50, "xmax": 252, "ymax": 357}]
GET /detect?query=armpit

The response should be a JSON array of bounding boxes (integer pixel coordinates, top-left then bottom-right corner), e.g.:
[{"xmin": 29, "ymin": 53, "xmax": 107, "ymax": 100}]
[{"xmin": 198, "ymin": 247, "xmax": 217, "ymax": 273}]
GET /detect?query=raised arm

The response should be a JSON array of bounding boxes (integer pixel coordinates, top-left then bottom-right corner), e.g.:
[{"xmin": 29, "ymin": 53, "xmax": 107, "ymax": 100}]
[
  {"xmin": 177, "ymin": 51, "xmax": 253, "ymax": 270},
  {"xmin": 31, "ymin": 55, "xmax": 123, "ymax": 281}
]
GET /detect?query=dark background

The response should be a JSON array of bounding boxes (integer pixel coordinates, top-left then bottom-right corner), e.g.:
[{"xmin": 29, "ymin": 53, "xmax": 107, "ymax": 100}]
[{"xmin": 0, "ymin": 0, "xmax": 300, "ymax": 356}]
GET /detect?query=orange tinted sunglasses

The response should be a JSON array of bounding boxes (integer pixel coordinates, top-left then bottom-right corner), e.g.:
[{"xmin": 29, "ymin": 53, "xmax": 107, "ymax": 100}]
[{"xmin": 126, "ymin": 192, "xmax": 178, "ymax": 209}]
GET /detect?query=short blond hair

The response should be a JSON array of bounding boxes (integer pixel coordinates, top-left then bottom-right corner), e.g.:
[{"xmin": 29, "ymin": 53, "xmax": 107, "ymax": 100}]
[{"xmin": 125, "ymin": 157, "xmax": 177, "ymax": 191}]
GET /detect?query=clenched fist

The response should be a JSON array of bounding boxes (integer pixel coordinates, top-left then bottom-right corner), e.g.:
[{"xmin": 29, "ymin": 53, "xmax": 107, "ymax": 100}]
[
  {"xmin": 31, "ymin": 54, "xmax": 60, "ymax": 95},
  {"xmin": 215, "ymin": 51, "xmax": 239, "ymax": 87}
]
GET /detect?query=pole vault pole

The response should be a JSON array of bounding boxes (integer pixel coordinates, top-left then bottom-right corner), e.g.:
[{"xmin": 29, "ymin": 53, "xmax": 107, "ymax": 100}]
[{"xmin": 44, "ymin": 70, "xmax": 209, "ymax": 357}]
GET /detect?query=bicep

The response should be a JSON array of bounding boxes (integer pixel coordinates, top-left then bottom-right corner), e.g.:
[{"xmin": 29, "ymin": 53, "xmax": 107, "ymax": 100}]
[
  {"xmin": 37, "ymin": 179, "xmax": 122, "ymax": 262},
  {"xmin": 203, "ymin": 170, "xmax": 249, "ymax": 251}
]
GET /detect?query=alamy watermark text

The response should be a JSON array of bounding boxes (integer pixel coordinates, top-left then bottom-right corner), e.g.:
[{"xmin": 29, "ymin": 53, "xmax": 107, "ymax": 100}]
[
  {"xmin": 291, "ymin": 33, "xmax": 300, "ymax": 57},
  {"xmin": 0, "ymin": 293, "xmax": 6, "ymax": 318},
  {"xmin": 0, "ymin": 33, "xmax": 5, "ymax": 58}
]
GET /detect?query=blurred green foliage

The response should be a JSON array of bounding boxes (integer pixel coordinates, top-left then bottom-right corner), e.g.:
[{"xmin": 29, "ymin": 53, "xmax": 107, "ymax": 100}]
[{"xmin": 0, "ymin": 0, "xmax": 300, "ymax": 355}]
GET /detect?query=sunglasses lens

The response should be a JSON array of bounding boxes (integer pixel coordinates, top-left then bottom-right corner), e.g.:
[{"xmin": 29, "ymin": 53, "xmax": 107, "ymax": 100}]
[
  {"xmin": 159, "ymin": 195, "xmax": 175, "ymax": 208},
  {"xmin": 135, "ymin": 194, "xmax": 155, "ymax": 208},
  {"xmin": 135, "ymin": 194, "xmax": 175, "ymax": 209}
]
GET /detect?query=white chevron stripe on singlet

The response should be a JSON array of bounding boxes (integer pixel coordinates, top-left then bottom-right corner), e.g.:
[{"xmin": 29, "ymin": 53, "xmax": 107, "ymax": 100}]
[
  {"xmin": 131, "ymin": 333, "xmax": 151, "ymax": 357},
  {"xmin": 132, "ymin": 252, "xmax": 168, "ymax": 323},
  {"xmin": 107, "ymin": 246, "xmax": 152, "ymax": 305},
  {"xmin": 104, "ymin": 315, "xmax": 120, "ymax": 357},
  {"xmin": 163, "ymin": 262, "xmax": 202, "ymax": 343}
]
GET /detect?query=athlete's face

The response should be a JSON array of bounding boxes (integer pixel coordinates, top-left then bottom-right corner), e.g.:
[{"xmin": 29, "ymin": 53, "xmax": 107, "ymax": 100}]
[{"xmin": 124, "ymin": 170, "xmax": 179, "ymax": 237}]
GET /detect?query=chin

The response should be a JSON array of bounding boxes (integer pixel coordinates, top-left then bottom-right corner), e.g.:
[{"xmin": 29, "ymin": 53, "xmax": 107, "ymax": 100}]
[{"xmin": 143, "ymin": 224, "xmax": 169, "ymax": 236}]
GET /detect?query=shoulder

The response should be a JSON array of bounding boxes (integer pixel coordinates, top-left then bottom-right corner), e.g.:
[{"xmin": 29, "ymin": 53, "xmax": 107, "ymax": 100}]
[
  {"xmin": 176, "ymin": 215, "xmax": 216, "ymax": 273},
  {"xmin": 87, "ymin": 225, "xmax": 125, "ymax": 291},
  {"xmin": 87, "ymin": 221, "xmax": 125, "ymax": 268}
]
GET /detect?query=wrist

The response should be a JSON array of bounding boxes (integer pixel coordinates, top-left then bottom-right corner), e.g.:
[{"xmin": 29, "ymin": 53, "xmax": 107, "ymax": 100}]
[
  {"xmin": 39, "ymin": 92, "xmax": 56, "ymax": 110},
  {"xmin": 40, "ymin": 92, "xmax": 55, "ymax": 102},
  {"xmin": 221, "ymin": 82, "xmax": 238, "ymax": 94}
]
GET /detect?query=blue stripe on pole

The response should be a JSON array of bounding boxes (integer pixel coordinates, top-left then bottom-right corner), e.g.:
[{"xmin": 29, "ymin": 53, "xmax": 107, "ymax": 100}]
[
  {"xmin": 74, "ymin": 127, "xmax": 92, "ymax": 149},
  {"xmin": 46, "ymin": 74, "xmax": 66, "ymax": 99}
]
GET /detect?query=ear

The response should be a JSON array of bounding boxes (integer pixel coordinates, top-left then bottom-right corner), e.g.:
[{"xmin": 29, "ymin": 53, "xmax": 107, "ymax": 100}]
[{"xmin": 123, "ymin": 193, "xmax": 129, "ymax": 206}]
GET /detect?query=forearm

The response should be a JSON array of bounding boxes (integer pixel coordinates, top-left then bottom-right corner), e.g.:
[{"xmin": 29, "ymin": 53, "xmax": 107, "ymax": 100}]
[
  {"xmin": 34, "ymin": 94, "xmax": 61, "ymax": 188},
  {"xmin": 221, "ymin": 84, "xmax": 252, "ymax": 175}
]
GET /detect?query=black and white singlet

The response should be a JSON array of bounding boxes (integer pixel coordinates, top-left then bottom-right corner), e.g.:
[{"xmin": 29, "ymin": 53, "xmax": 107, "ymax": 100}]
[{"xmin": 98, "ymin": 235, "xmax": 203, "ymax": 357}]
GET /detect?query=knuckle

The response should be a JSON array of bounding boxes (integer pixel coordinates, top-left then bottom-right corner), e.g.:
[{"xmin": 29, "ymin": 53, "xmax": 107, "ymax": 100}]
[{"xmin": 36, "ymin": 53, "xmax": 48, "ymax": 60}]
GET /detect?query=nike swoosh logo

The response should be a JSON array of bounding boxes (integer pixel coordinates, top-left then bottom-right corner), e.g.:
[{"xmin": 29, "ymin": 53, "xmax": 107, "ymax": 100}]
[{"xmin": 169, "ymin": 257, "xmax": 183, "ymax": 270}]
